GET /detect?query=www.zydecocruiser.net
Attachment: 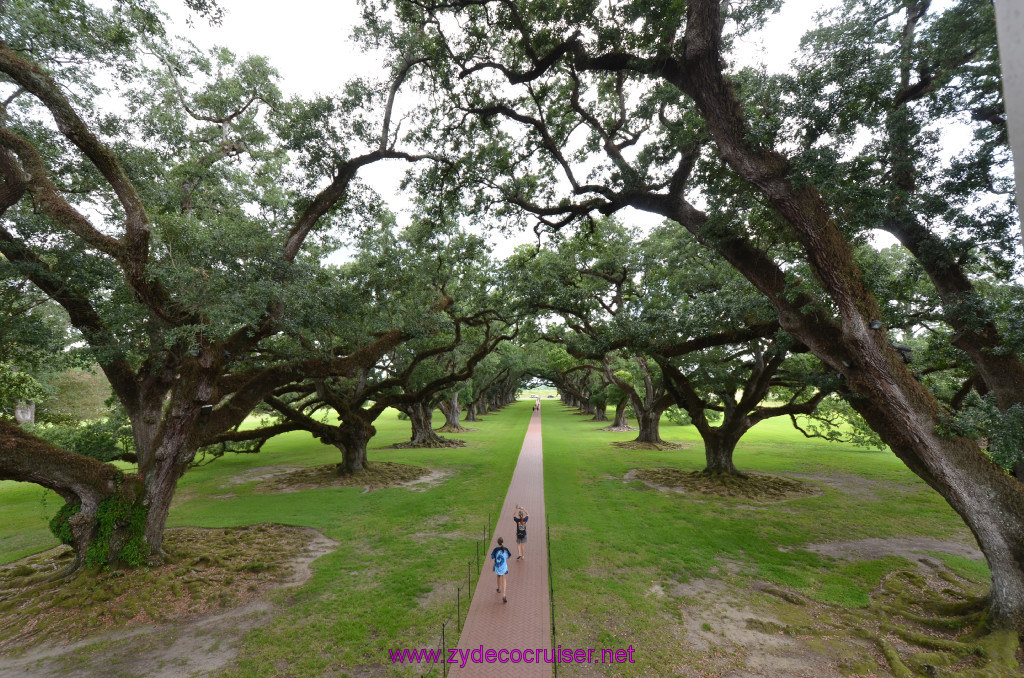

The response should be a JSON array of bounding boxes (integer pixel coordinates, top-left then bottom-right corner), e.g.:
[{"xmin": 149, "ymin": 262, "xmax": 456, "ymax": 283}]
[{"xmin": 389, "ymin": 645, "xmax": 637, "ymax": 667}]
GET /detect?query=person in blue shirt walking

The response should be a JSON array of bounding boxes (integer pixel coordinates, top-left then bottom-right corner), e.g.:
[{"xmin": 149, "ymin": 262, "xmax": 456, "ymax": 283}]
[{"xmin": 491, "ymin": 537, "xmax": 512, "ymax": 603}]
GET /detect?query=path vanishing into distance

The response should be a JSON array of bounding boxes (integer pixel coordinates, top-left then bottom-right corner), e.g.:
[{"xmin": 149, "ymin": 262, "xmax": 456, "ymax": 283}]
[{"xmin": 449, "ymin": 404, "xmax": 552, "ymax": 677}]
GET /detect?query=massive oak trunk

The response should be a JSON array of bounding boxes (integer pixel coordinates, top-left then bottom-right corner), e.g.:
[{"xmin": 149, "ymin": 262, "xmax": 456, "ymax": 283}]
[
  {"xmin": 397, "ymin": 401, "xmax": 461, "ymax": 448},
  {"xmin": 130, "ymin": 365, "xmax": 224, "ymax": 560},
  {"xmin": 700, "ymin": 428, "xmax": 745, "ymax": 476},
  {"xmin": 133, "ymin": 404, "xmax": 196, "ymax": 561},
  {"xmin": 437, "ymin": 392, "xmax": 469, "ymax": 432},
  {"xmin": 601, "ymin": 396, "xmax": 635, "ymax": 431},
  {"xmin": 409, "ymin": 402, "xmax": 438, "ymax": 443},
  {"xmin": 591, "ymin": 403, "xmax": 608, "ymax": 422},
  {"xmin": 333, "ymin": 418, "xmax": 376, "ymax": 474},
  {"xmin": 613, "ymin": 401, "xmax": 630, "ymax": 428},
  {"xmin": 631, "ymin": 400, "xmax": 666, "ymax": 444},
  {"xmin": 465, "ymin": 401, "xmax": 479, "ymax": 422},
  {"xmin": 673, "ymin": 0, "xmax": 1024, "ymax": 630}
]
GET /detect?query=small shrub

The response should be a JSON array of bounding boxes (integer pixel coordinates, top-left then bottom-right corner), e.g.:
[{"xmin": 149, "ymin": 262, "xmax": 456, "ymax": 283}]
[{"xmin": 29, "ymin": 411, "xmax": 134, "ymax": 463}]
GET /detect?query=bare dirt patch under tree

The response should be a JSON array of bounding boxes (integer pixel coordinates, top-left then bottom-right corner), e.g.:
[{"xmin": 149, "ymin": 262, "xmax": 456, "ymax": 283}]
[
  {"xmin": 658, "ymin": 554, "xmax": 1022, "ymax": 677},
  {"xmin": 612, "ymin": 440, "xmax": 689, "ymax": 451},
  {"xmin": 0, "ymin": 524, "xmax": 336, "ymax": 668},
  {"xmin": 627, "ymin": 468, "xmax": 821, "ymax": 502},
  {"xmin": 253, "ymin": 461, "xmax": 437, "ymax": 493}
]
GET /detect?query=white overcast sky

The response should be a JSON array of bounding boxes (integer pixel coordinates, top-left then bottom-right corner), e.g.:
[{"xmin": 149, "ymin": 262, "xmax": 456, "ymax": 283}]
[
  {"xmin": 161, "ymin": 0, "xmax": 898, "ymax": 257},
  {"xmin": 164, "ymin": 0, "xmax": 829, "ymax": 90}
]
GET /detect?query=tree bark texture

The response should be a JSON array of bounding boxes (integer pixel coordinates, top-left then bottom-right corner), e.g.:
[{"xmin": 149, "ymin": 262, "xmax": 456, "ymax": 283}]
[
  {"xmin": 437, "ymin": 391, "xmax": 469, "ymax": 432},
  {"xmin": 631, "ymin": 403, "xmax": 665, "ymax": 444},
  {"xmin": 333, "ymin": 419, "xmax": 376, "ymax": 474},
  {"xmin": 398, "ymin": 401, "xmax": 460, "ymax": 448},
  {"xmin": 601, "ymin": 396, "xmax": 636, "ymax": 431},
  {"xmin": 0, "ymin": 419, "xmax": 146, "ymax": 571},
  {"xmin": 701, "ymin": 430, "xmax": 744, "ymax": 476}
]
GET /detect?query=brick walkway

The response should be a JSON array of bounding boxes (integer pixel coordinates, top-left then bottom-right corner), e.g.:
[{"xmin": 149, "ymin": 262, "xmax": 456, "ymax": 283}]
[{"xmin": 448, "ymin": 404, "xmax": 552, "ymax": 677}]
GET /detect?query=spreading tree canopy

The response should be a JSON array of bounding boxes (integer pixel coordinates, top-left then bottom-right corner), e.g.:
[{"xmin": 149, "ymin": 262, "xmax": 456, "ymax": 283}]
[
  {"xmin": 379, "ymin": 0, "xmax": 1024, "ymax": 633},
  {"xmin": 0, "ymin": 0, "xmax": 443, "ymax": 562}
]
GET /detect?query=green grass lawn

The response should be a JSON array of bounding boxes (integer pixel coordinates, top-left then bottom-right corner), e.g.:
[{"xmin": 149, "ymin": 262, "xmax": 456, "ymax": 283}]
[
  {"xmin": 1, "ymin": 399, "xmax": 999, "ymax": 676},
  {"xmin": 174, "ymin": 406, "xmax": 532, "ymax": 676},
  {"xmin": 542, "ymin": 402, "xmax": 987, "ymax": 675},
  {"xmin": 0, "ymin": 480, "xmax": 61, "ymax": 564},
  {"xmin": 1, "ymin": 404, "xmax": 530, "ymax": 676}
]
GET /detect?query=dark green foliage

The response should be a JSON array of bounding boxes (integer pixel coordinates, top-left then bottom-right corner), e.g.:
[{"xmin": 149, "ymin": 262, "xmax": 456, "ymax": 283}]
[
  {"xmin": 29, "ymin": 414, "xmax": 134, "ymax": 463},
  {"xmin": 87, "ymin": 492, "xmax": 149, "ymax": 567},
  {"xmin": 48, "ymin": 501, "xmax": 80, "ymax": 546},
  {"xmin": 664, "ymin": 405, "xmax": 721, "ymax": 427},
  {"xmin": 940, "ymin": 395, "xmax": 1024, "ymax": 474},
  {"xmin": 0, "ymin": 362, "xmax": 46, "ymax": 420}
]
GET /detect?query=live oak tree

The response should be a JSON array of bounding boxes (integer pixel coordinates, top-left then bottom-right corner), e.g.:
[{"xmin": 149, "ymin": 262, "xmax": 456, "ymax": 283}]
[
  {"xmin": 600, "ymin": 355, "xmax": 674, "ymax": 445},
  {"xmin": 213, "ymin": 218, "xmax": 515, "ymax": 465},
  {"xmin": 789, "ymin": 0, "xmax": 1022, "ymax": 415},
  {"xmin": 789, "ymin": 0, "xmax": 1024, "ymax": 480},
  {"xmin": 436, "ymin": 383, "xmax": 472, "ymax": 432},
  {"xmin": 508, "ymin": 219, "xmax": 831, "ymax": 462},
  {"xmin": 525, "ymin": 340, "xmax": 602, "ymax": 413},
  {"xmin": 505, "ymin": 225, "xmax": 673, "ymax": 441},
  {"xmin": 0, "ymin": 0, "xmax": 439, "ymax": 562},
  {"xmin": 644, "ymin": 226, "xmax": 835, "ymax": 474},
  {"xmin": 387, "ymin": 220, "xmax": 518, "ymax": 445},
  {"xmin": 461, "ymin": 342, "xmax": 528, "ymax": 421},
  {"xmin": 382, "ymin": 0, "xmax": 1024, "ymax": 634},
  {"xmin": 601, "ymin": 383, "xmax": 633, "ymax": 430},
  {"xmin": 223, "ymin": 315, "xmax": 507, "ymax": 469}
]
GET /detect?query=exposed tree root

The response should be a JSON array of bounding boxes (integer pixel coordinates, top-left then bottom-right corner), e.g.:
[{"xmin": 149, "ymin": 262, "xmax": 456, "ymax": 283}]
[
  {"xmin": 868, "ymin": 570, "xmax": 1023, "ymax": 677},
  {"xmin": 611, "ymin": 440, "xmax": 686, "ymax": 451},
  {"xmin": 436, "ymin": 424, "xmax": 476, "ymax": 433},
  {"xmin": 391, "ymin": 437, "xmax": 466, "ymax": 449},
  {"xmin": 0, "ymin": 525, "xmax": 329, "ymax": 653},
  {"xmin": 758, "ymin": 584, "xmax": 808, "ymax": 606},
  {"xmin": 878, "ymin": 637, "xmax": 917, "ymax": 678},
  {"xmin": 878, "ymin": 604, "xmax": 981, "ymax": 631},
  {"xmin": 598, "ymin": 424, "xmax": 637, "ymax": 432},
  {"xmin": 884, "ymin": 624, "xmax": 980, "ymax": 655},
  {"xmin": 738, "ymin": 560, "xmax": 1023, "ymax": 677}
]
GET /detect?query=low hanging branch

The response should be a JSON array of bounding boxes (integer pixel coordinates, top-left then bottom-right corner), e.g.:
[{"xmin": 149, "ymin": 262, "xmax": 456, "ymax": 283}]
[{"xmin": 0, "ymin": 420, "xmax": 145, "ymax": 572}]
